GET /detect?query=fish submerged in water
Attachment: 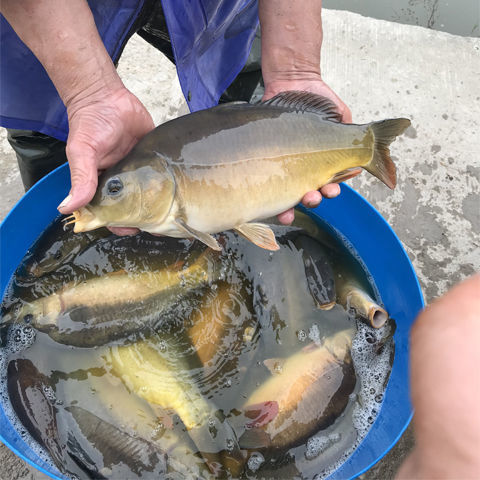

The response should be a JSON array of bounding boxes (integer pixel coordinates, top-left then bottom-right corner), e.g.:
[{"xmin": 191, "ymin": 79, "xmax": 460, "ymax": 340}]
[
  {"xmin": 67, "ymin": 92, "xmax": 410, "ymax": 251},
  {"xmin": 240, "ymin": 328, "xmax": 356, "ymax": 450},
  {"xmin": 86, "ymin": 373, "xmax": 212, "ymax": 478},
  {"xmin": 108, "ymin": 338, "xmax": 245, "ymax": 477},
  {"xmin": 1, "ymin": 250, "xmax": 217, "ymax": 347},
  {"xmin": 7, "ymin": 359, "xmax": 65, "ymax": 471},
  {"xmin": 22, "ymin": 223, "xmax": 109, "ymax": 278}
]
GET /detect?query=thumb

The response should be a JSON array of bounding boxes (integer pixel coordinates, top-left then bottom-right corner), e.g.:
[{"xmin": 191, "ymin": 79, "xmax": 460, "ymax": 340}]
[{"xmin": 58, "ymin": 147, "xmax": 98, "ymax": 214}]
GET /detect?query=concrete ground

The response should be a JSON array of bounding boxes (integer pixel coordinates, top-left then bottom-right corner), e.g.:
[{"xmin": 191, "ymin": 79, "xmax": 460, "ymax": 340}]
[{"xmin": 1, "ymin": 9, "xmax": 479, "ymax": 480}]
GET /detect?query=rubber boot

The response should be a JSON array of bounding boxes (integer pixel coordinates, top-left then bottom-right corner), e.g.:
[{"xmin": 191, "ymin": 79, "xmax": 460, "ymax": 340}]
[{"xmin": 7, "ymin": 129, "xmax": 68, "ymax": 191}]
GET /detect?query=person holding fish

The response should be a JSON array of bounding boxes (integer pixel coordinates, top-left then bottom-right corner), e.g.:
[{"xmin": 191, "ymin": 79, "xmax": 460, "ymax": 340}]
[{"xmin": 1, "ymin": 0, "xmax": 353, "ymax": 232}]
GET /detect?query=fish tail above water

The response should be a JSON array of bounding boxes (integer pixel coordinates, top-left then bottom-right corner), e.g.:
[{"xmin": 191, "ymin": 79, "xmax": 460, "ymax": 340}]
[{"xmin": 364, "ymin": 118, "xmax": 411, "ymax": 189}]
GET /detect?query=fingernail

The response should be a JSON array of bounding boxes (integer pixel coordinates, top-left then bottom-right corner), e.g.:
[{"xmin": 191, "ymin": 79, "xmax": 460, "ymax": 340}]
[{"xmin": 58, "ymin": 194, "xmax": 72, "ymax": 210}]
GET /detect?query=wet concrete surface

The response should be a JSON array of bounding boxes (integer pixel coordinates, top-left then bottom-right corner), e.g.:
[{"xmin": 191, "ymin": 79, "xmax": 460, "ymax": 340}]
[{"xmin": 1, "ymin": 9, "xmax": 479, "ymax": 480}]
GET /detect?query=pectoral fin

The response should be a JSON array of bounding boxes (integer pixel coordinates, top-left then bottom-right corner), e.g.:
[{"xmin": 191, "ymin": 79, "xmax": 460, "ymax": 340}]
[
  {"xmin": 239, "ymin": 428, "xmax": 272, "ymax": 449},
  {"xmin": 234, "ymin": 223, "xmax": 280, "ymax": 251},
  {"xmin": 175, "ymin": 219, "xmax": 221, "ymax": 251},
  {"xmin": 244, "ymin": 401, "xmax": 279, "ymax": 428},
  {"xmin": 263, "ymin": 358, "xmax": 285, "ymax": 375}
]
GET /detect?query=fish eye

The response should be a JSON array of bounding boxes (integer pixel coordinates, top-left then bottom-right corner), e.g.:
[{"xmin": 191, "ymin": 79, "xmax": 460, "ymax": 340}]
[
  {"xmin": 106, "ymin": 178, "xmax": 123, "ymax": 196},
  {"xmin": 23, "ymin": 314, "xmax": 33, "ymax": 324},
  {"xmin": 53, "ymin": 250, "xmax": 62, "ymax": 260}
]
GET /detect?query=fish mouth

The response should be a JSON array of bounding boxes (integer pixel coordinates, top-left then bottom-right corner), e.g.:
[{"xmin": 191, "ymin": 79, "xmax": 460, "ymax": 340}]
[
  {"xmin": 368, "ymin": 306, "xmax": 388, "ymax": 329},
  {"xmin": 63, "ymin": 207, "xmax": 105, "ymax": 233}
]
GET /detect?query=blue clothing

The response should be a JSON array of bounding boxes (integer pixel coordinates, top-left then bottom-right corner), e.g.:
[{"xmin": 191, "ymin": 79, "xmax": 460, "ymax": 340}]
[{"xmin": 0, "ymin": 0, "xmax": 258, "ymax": 142}]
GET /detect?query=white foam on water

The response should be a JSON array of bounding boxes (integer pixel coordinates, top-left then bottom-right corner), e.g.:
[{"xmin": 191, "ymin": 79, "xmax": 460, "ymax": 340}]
[
  {"xmin": 305, "ymin": 432, "xmax": 342, "ymax": 461},
  {"xmin": 308, "ymin": 323, "xmax": 322, "ymax": 346},
  {"xmin": 311, "ymin": 318, "xmax": 395, "ymax": 479},
  {"xmin": 247, "ymin": 451, "xmax": 265, "ymax": 472}
]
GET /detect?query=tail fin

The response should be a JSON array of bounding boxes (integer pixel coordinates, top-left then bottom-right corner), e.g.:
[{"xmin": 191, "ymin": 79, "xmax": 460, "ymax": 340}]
[{"xmin": 365, "ymin": 118, "xmax": 411, "ymax": 189}]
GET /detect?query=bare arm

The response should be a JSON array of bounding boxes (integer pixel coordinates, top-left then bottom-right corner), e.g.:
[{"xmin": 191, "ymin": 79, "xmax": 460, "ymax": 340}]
[
  {"xmin": 1, "ymin": 0, "xmax": 121, "ymax": 107},
  {"xmin": 259, "ymin": 0, "xmax": 351, "ymax": 122},
  {"xmin": 1, "ymin": 0, "xmax": 154, "ymax": 217},
  {"xmin": 258, "ymin": 0, "xmax": 355, "ymax": 224},
  {"xmin": 396, "ymin": 274, "xmax": 480, "ymax": 479}
]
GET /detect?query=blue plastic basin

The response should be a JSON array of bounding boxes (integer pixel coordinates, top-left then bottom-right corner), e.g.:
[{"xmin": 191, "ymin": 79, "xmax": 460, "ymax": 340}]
[{"xmin": 0, "ymin": 163, "xmax": 424, "ymax": 479}]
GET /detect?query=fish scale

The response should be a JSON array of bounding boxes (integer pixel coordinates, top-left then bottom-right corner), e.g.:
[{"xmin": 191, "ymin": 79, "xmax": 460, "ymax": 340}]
[{"xmin": 69, "ymin": 91, "xmax": 410, "ymax": 252}]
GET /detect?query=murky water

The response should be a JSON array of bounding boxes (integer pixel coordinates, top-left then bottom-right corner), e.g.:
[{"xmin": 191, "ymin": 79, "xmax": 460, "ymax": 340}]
[{"xmin": 0, "ymin": 213, "xmax": 395, "ymax": 479}]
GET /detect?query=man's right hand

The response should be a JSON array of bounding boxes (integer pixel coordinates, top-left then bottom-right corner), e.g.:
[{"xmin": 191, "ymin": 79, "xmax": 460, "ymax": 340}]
[
  {"xmin": 1, "ymin": 0, "xmax": 154, "ymax": 234},
  {"xmin": 58, "ymin": 87, "xmax": 154, "ymax": 215}
]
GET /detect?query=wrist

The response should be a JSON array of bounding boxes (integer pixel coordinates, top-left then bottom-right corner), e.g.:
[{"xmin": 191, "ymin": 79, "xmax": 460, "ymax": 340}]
[
  {"xmin": 263, "ymin": 74, "xmax": 323, "ymax": 99},
  {"xmin": 63, "ymin": 63, "xmax": 124, "ymax": 114},
  {"xmin": 261, "ymin": 46, "xmax": 322, "ymax": 88},
  {"xmin": 259, "ymin": 0, "xmax": 323, "ymax": 93},
  {"xmin": 39, "ymin": 28, "xmax": 123, "ymax": 110}
]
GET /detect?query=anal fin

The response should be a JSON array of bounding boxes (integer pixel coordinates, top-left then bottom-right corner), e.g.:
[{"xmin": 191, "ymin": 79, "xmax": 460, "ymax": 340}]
[
  {"xmin": 235, "ymin": 223, "xmax": 280, "ymax": 251},
  {"xmin": 329, "ymin": 167, "xmax": 363, "ymax": 184},
  {"xmin": 174, "ymin": 219, "xmax": 221, "ymax": 251}
]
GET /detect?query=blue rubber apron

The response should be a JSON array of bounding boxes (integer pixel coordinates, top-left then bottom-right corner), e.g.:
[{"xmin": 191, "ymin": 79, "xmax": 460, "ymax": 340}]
[{"xmin": 0, "ymin": 0, "xmax": 258, "ymax": 142}]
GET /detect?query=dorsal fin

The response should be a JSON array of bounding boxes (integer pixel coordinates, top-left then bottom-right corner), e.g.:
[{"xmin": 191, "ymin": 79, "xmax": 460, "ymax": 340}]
[{"xmin": 261, "ymin": 91, "xmax": 342, "ymax": 122}]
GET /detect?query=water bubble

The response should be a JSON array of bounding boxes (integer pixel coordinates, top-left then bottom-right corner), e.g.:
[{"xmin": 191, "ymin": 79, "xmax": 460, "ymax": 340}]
[
  {"xmin": 308, "ymin": 324, "xmax": 321, "ymax": 345},
  {"xmin": 297, "ymin": 329, "xmax": 307, "ymax": 342},
  {"xmin": 42, "ymin": 385, "xmax": 56, "ymax": 403},
  {"xmin": 305, "ymin": 436, "xmax": 330, "ymax": 460},
  {"xmin": 9, "ymin": 324, "xmax": 36, "ymax": 351},
  {"xmin": 328, "ymin": 432, "xmax": 341, "ymax": 443},
  {"xmin": 247, "ymin": 452, "xmax": 265, "ymax": 472},
  {"xmin": 375, "ymin": 393, "xmax": 384, "ymax": 403},
  {"xmin": 365, "ymin": 331, "xmax": 376, "ymax": 344},
  {"xmin": 370, "ymin": 388, "xmax": 375, "ymax": 395}
]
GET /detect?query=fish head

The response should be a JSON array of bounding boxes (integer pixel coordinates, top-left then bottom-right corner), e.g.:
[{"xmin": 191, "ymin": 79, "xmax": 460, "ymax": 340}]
[
  {"xmin": 70, "ymin": 163, "xmax": 175, "ymax": 233},
  {"xmin": 1, "ymin": 300, "xmax": 44, "ymax": 332}
]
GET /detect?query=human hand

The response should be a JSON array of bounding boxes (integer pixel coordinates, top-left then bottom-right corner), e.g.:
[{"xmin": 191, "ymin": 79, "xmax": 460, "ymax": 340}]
[
  {"xmin": 57, "ymin": 86, "xmax": 154, "ymax": 235},
  {"xmin": 262, "ymin": 77, "xmax": 356, "ymax": 225},
  {"xmin": 258, "ymin": 0, "xmax": 357, "ymax": 225}
]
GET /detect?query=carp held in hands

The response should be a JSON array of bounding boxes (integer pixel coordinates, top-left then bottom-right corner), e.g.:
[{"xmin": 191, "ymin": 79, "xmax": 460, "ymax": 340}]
[{"xmin": 65, "ymin": 92, "xmax": 410, "ymax": 251}]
